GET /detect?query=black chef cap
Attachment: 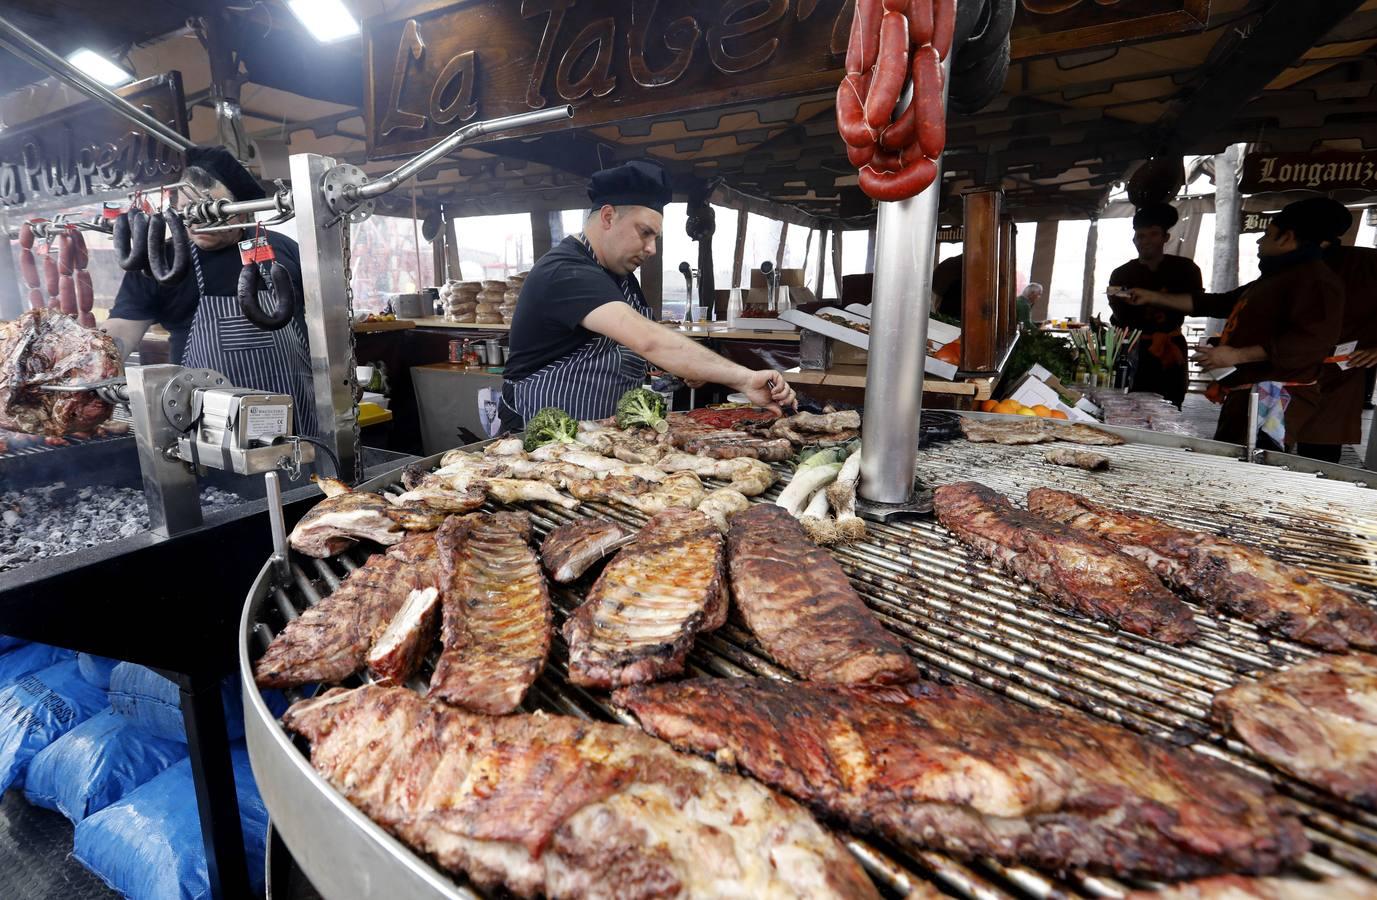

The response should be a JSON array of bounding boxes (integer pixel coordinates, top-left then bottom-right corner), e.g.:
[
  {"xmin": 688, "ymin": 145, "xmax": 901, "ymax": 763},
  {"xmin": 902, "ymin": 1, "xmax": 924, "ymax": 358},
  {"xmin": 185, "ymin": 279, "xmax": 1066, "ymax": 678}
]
[
  {"xmin": 587, "ymin": 160, "xmax": 672, "ymax": 213},
  {"xmin": 1272, "ymin": 197, "xmax": 1352, "ymax": 244},
  {"xmin": 1131, "ymin": 202, "xmax": 1179, "ymax": 231},
  {"xmin": 184, "ymin": 146, "xmax": 265, "ymax": 202}
]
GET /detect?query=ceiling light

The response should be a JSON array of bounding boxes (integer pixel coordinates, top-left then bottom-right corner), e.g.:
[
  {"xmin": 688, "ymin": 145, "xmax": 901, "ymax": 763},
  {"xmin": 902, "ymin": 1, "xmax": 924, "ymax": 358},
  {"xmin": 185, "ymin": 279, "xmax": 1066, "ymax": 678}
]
[
  {"xmin": 287, "ymin": 0, "xmax": 361, "ymax": 43},
  {"xmin": 66, "ymin": 48, "xmax": 134, "ymax": 87}
]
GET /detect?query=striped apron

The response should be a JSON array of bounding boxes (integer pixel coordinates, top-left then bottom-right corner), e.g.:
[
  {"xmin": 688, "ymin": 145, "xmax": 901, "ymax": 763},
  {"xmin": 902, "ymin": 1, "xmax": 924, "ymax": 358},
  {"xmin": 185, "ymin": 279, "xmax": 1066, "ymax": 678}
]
[
  {"xmin": 181, "ymin": 246, "xmax": 319, "ymax": 437},
  {"xmin": 500, "ymin": 235, "xmax": 652, "ymax": 429}
]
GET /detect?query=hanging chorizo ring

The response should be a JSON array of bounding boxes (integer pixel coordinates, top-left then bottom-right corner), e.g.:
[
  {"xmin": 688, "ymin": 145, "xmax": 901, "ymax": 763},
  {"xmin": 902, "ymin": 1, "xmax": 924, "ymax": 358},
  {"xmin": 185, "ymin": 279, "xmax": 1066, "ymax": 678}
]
[
  {"xmin": 238, "ymin": 260, "xmax": 297, "ymax": 330},
  {"xmin": 146, "ymin": 210, "xmax": 191, "ymax": 286},
  {"xmin": 114, "ymin": 209, "xmax": 149, "ymax": 273}
]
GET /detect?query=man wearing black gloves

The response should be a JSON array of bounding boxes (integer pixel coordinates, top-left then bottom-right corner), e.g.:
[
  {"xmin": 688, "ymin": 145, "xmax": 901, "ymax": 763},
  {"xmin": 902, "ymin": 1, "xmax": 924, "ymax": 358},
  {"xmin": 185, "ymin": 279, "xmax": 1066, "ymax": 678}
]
[{"xmin": 104, "ymin": 146, "xmax": 316, "ymax": 435}]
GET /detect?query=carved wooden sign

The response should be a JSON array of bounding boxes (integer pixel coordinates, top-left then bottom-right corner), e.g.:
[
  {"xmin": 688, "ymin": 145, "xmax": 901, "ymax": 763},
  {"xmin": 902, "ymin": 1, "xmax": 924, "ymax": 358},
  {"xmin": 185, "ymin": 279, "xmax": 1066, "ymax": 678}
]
[
  {"xmin": 364, "ymin": 0, "xmax": 854, "ymax": 159},
  {"xmin": 0, "ymin": 73, "xmax": 187, "ymax": 210},
  {"xmin": 1241, "ymin": 211, "xmax": 1273, "ymax": 234},
  {"xmin": 1240, "ymin": 151, "xmax": 1377, "ymax": 194},
  {"xmin": 1011, "ymin": 0, "xmax": 1209, "ymax": 60}
]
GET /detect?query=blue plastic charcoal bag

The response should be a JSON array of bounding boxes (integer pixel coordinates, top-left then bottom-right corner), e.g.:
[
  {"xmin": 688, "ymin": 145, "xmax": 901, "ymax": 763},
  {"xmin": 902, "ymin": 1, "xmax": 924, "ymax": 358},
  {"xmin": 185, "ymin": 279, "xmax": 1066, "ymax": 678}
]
[
  {"xmin": 0, "ymin": 635, "xmax": 25, "ymax": 653},
  {"xmin": 108, "ymin": 663, "xmax": 246, "ymax": 743},
  {"xmin": 0, "ymin": 659, "xmax": 109, "ymax": 792},
  {"xmin": 73, "ymin": 744, "xmax": 269, "ymax": 900},
  {"xmin": 78, "ymin": 654, "xmax": 120, "ymax": 690},
  {"xmin": 0, "ymin": 642, "xmax": 72, "ymax": 687},
  {"xmin": 25, "ymin": 708, "xmax": 187, "ymax": 823}
]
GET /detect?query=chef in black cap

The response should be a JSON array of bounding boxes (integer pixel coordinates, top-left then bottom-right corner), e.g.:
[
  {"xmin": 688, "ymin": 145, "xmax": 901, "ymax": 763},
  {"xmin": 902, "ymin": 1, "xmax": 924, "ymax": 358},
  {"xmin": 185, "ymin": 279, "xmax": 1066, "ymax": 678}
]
[
  {"xmin": 1124, "ymin": 197, "xmax": 1344, "ymax": 448},
  {"xmin": 1105, "ymin": 202, "xmax": 1202, "ymax": 406},
  {"xmin": 500, "ymin": 160, "xmax": 794, "ymax": 430},
  {"xmin": 105, "ymin": 145, "xmax": 316, "ymax": 435}
]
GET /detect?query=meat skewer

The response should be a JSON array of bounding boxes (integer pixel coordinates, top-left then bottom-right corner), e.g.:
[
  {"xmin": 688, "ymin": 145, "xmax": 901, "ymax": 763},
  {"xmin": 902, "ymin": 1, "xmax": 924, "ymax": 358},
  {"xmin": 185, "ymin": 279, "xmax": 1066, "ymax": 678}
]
[
  {"xmin": 1026, "ymin": 488, "xmax": 1377, "ymax": 651},
  {"xmin": 933, "ymin": 482, "xmax": 1198, "ymax": 644}
]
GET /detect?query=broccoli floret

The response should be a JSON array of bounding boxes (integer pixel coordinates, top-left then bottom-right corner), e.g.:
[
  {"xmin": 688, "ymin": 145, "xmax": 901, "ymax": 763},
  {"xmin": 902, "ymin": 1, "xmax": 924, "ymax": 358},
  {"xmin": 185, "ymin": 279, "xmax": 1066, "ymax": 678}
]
[
  {"xmin": 615, "ymin": 388, "xmax": 668, "ymax": 433},
  {"xmin": 523, "ymin": 406, "xmax": 579, "ymax": 451}
]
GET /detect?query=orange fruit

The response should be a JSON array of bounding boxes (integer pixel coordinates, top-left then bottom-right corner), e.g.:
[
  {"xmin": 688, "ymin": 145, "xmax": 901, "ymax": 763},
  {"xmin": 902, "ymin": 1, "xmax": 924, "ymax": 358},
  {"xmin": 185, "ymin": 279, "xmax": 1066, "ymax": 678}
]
[
  {"xmin": 1030, "ymin": 404, "xmax": 1052, "ymax": 417},
  {"xmin": 1015, "ymin": 407, "xmax": 1037, "ymax": 416},
  {"xmin": 1049, "ymin": 410, "xmax": 1069, "ymax": 420},
  {"xmin": 979, "ymin": 399, "xmax": 998, "ymax": 412},
  {"xmin": 994, "ymin": 399, "xmax": 1021, "ymax": 415}
]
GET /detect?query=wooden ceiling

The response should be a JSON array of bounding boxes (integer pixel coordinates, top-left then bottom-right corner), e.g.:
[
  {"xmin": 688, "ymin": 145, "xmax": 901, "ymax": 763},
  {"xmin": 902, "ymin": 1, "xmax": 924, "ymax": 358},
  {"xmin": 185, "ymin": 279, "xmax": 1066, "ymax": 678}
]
[{"xmin": 1, "ymin": 0, "xmax": 1375, "ymax": 222}]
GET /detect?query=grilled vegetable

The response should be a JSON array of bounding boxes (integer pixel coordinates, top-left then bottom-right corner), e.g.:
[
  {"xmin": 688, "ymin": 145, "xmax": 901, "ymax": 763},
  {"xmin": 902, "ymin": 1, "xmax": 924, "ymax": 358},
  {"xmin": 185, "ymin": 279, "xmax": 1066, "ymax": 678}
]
[
  {"xmin": 615, "ymin": 388, "xmax": 668, "ymax": 433},
  {"xmin": 776, "ymin": 462, "xmax": 842, "ymax": 518},
  {"xmin": 523, "ymin": 406, "xmax": 579, "ymax": 452}
]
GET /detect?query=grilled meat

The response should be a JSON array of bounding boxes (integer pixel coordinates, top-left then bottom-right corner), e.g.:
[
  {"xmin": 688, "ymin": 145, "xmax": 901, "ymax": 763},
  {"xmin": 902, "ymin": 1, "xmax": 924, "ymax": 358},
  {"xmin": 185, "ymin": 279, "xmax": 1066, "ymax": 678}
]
[
  {"xmin": 1128, "ymin": 875, "xmax": 1375, "ymax": 899},
  {"xmin": 388, "ymin": 485, "xmax": 486, "ymax": 513},
  {"xmin": 289, "ymin": 480, "xmax": 446, "ymax": 558},
  {"xmin": 255, "ymin": 532, "xmax": 441, "ymax": 687},
  {"xmin": 1212, "ymin": 654, "xmax": 1377, "ymax": 809},
  {"xmin": 960, "ymin": 417, "xmax": 1124, "ymax": 446},
  {"xmin": 697, "ymin": 488, "xmax": 750, "ymax": 533},
  {"xmin": 655, "ymin": 453, "xmax": 777, "ymax": 496},
  {"xmin": 666, "ymin": 414, "xmax": 793, "ymax": 461},
  {"xmin": 933, "ymin": 483, "xmax": 1197, "ymax": 644},
  {"xmin": 769, "ymin": 410, "xmax": 861, "ymax": 446},
  {"xmin": 0, "ymin": 309, "xmax": 118, "ymax": 436},
  {"xmin": 563, "ymin": 473, "xmax": 653, "ymax": 502},
  {"xmin": 623, "ymin": 471, "xmax": 706, "ymax": 515},
  {"xmin": 282, "ymin": 685, "xmax": 879, "ymax": 900},
  {"xmin": 365, "ymin": 586, "xmax": 440, "ymax": 685},
  {"xmin": 540, "ymin": 518, "xmax": 631, "ymax": 583},
  {"xmin": 564, "ymin": 509, "xmax": 726, "ymax": 689},
  {"xmin": 1025, "ymin": 488, "xmax": 1377, "ymax": 651},
  {"xmin": 728, "ymin": 504, "xmax": 917, "ymax": 683},
  {"xmin": 429, "ymin": 513, "xmax": 551, "ymax": 714},
  {"xmin": 615, "ymin": 677, "xmax": 1309, "ymax": 880},
  {"xmin": 1043, "ymin": 447, "xmax": 1110, "ymax": 470}
]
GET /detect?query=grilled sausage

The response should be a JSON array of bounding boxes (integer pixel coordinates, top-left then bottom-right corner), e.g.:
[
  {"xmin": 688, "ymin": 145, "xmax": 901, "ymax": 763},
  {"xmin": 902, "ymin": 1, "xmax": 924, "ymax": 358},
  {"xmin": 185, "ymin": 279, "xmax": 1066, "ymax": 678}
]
[
  {"xmin": 18, "ymin": 221, "xmax": 34, "ymax": 250},
  {"xmin": 43, "ymin": 251, "xmax": 59, "ymax": 300},
  {"xmin": 931, "ymin": 0, "xmax": 955, "ymax": 60},
  {"xmin": 913, "ymin": 44, "xmax": 946, "ymax": 159},
  {"xmin": 146, "ymin": 210, "xmax": 190, "ymax": 286},
  {"xmin": 238, "ymin": 261, "xmax": 296, "ymax": 330},
  {"xmin": 76, "ymin": 270, "xmax": 94, "ymax": 313},
  {"xmin": 859, "ymin": 156, "xmax": 937, "ymax": 202},
  {"xmin": 908, "ymin": 0, "xmax": 934, "ymax": 45},
  {"xmin": 114, "ymin": 210, "xmax": 149, "ymax": 273},
  {"xmin": 835, "ymin": 72, "xmax": 874, "ymax": 148},
  {"xmin": 57, "ymin": 232, "xmax": 73, "ymax": 276},
  {"xmin": 71, "ymin": 230, "xmax": 89, "ymax": 270},
  {"xmin": 864, "ymin": 12, "xmax": 910, "ymax": 129},
  {"xmin": 18, "ymin": 247, "xmax": 39, "ymax": 288},
  {"xmin": 58, "ymin": 274, "xmax": 77, "ymax": 315}
]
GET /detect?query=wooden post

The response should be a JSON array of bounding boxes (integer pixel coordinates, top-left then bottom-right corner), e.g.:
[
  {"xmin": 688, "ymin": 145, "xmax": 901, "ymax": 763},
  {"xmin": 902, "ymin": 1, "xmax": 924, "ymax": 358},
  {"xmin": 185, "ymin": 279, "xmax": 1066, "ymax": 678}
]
[
  {"xmin": 1029, "ymin": 220, "xmax": 1058, "ymax": 321},
  {"xmin": 642, "ymin": 234, "xmax": 664, "ymax": 318},
  {"xmin": 1210, "ymin": 144, "xmax": 1242, "ymax": 336},
  {"xmin": 830, "ymin": 229, "xmax": 844, "ymax": 301},
  {"xmin": 444, "ymin": 206, "xmax": 463, "ymax": 281},
  {"xmin": 731, "ymin": 209, "xmax": 748, "ymax": 287},
  {"xmin": 548, "ymin": 209, "xmax": 568, "ymax": 246},
  {"xmin": 530, "ymin": 210, "xmax": 554, "ymax": 261},
  {"xmin": 1079, "ymin": 218, "xmax": 1099, "ymax": 324},
  {"xmin": 960, "ymin": 188, "xmax": 1001, "ymax": 372},
  {"xmin": 864, "ymin": 225, "xmax": 877, "ymax": 274},
  {"xmin": 814, "ymin": 228, "xmax": 829, "ymax": 297},
  {"xmin": 997, "ymin": 215, "xmax": 1015, "ymax": 357},
  {"xmin": 774, "ymin": 221, "xmax": 788, "ymax": 270}
]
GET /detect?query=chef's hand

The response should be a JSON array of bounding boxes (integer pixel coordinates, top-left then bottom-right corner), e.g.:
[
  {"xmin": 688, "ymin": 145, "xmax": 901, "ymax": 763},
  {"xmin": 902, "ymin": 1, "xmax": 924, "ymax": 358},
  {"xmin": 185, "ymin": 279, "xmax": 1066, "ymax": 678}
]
[
  {"xmin": 1120, "ymin": 288, "xmax": 1158, "ymax": 307},
  {"xmin": 738, "ymin": 369, "xmax": 796, "ymax": 414},
  {"xmin": 684, "ymin": 379, "xmax": 706, "ymax": 389},
  {"xmin": 1349, "ymin": 347, "xmax": 1377, "ymax": 368},
  {"xmin": 1193, "ymin": 344, "xmax": 1243, "ymax": 369}
]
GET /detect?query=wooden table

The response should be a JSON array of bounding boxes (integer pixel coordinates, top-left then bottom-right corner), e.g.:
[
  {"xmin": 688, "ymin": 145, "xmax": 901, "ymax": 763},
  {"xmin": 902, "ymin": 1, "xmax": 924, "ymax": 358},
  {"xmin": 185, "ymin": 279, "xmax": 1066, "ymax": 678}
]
[
  {"xmin": 782, "ymin": 365, "xmax": 996, "ymax": 400},
  {"xmin": 353, "ymin": 319, "xmax": 417, "ymax": 334}
]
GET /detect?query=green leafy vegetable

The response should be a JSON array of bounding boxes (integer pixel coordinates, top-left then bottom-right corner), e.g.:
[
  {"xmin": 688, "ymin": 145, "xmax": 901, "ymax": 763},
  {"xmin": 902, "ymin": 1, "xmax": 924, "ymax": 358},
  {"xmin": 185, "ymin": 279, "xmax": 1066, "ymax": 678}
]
[
  {"xmin": 615, "ymin": 388, "xmax": 669, "ymax": 433},
  {"xmin": 1001, "ymin": 330, "xmax": 1076, "ymax": 389},
  {"xmin": 523, "ymin": 406, "xmax": 579, "ymax": 452}
]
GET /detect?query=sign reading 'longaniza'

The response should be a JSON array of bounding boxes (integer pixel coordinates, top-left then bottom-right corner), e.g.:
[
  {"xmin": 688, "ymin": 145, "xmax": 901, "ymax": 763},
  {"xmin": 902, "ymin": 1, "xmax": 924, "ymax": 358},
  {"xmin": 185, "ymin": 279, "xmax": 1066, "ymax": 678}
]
[{"xmin": 1241, "ymin": 151, "xmax": 1377, "ymax": 194}]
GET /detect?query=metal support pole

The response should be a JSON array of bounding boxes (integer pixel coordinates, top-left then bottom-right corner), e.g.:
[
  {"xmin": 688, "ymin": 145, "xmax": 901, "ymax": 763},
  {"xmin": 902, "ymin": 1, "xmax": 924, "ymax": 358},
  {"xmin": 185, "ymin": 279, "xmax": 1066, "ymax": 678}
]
[
  {"xmin": 179, "ymin": 671, "xmax": 249, "ymax": 900},
  {"xmin": 0, "ymin": 209, "xmax": 22, "ymax": 320},
  {"xmin": 290, "ymin": 153, "xmax": 360, "ymax": 482},
  {"xmin": 860, "ymin": 54, "xmax": 952, "ymax": 504},
  {"xmin": 126, "ymin": 365, "xmax": 204, "ymax": 536},
  {"xmin": 0, "ymin": 16, "xmax": 194, "ymax": 153}
]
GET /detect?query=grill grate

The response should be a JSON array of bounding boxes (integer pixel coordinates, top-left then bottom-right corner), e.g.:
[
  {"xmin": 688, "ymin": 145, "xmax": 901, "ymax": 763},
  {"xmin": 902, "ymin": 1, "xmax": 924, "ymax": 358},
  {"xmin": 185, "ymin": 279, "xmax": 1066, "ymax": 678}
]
[{"xmin": 248, "ymin": 437, "xmax": 1377, "ymax": 898}]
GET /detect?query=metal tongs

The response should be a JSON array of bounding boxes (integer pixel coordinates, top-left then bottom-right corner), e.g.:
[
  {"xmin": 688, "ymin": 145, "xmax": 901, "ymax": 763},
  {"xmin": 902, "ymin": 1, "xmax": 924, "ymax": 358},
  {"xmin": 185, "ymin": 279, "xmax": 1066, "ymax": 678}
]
[{"xmin": 34, "ymin": 376, "xmax": 130, "ymax": 405}]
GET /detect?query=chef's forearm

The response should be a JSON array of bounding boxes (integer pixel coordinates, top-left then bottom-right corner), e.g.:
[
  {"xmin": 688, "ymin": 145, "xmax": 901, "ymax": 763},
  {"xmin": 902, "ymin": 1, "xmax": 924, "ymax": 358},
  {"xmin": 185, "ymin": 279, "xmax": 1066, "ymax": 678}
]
[
  {"xmin": 1231, "ymin": 345, "xmax": 1267, "ymax": 364},
  {"xmin": 635, "ymin": 328, "xmax": 753, "ymax": 390},
  {"xmin": 100, "ymin": 317, "xmax": 153, "ymax": 362}
]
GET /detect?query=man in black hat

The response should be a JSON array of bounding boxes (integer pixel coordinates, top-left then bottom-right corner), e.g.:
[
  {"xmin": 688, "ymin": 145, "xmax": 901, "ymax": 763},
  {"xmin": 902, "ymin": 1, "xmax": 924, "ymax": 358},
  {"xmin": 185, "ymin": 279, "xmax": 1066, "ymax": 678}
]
[
  {"xmin": 1105, "ymin": 202, "xmax": 1202, "ymax": 407},
  {"xmin": 500, "ymin": 160, "xmax": 794, "ymax": 430},
  {"xmin": 104, "ymin": 146, "xmax": 316, "ymax": 435}
]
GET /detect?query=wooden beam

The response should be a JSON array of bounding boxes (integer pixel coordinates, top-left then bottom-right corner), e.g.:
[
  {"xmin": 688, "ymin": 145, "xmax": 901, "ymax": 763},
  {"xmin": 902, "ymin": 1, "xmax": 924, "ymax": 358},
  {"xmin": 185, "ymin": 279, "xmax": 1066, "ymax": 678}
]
[
  {"xmin": 731, "ymin": 209, "xmax": 749, "ymax": 288},
  {"xmin": 1079, "ymin": 218, "xmax": 1099, "ymax": 324},
  {"xmin": 642, "ymin": 234, "xmax": 663, "ymax": 319},
  {"xmin": 530, "ymin": 210, "xmax": 553, "ymax": 260},
  {"xmin": 814, "ymin": 228, "xmax": 829, "ymax": 297},
  {"xmin": 711, "ymin": 182, "xmax": 823, "ymax": 231},
  {"xmin": 775, "ymin": 221, "xmax": 788, "ymax": 270},
  {"xmin": 961, "ymin": 189, "xmax": 1002, "ymax": 373},
  {"xmin": 1030, "ymin": 220, "xmax": 1057, "ymax": 321}
]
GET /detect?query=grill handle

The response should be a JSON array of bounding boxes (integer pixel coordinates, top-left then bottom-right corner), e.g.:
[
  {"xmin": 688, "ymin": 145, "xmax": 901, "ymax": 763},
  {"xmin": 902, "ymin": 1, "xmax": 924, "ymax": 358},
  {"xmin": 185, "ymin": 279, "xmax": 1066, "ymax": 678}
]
[{"xmin": 265, "ymin": 471, "xmax": 289, "ymax": 583}]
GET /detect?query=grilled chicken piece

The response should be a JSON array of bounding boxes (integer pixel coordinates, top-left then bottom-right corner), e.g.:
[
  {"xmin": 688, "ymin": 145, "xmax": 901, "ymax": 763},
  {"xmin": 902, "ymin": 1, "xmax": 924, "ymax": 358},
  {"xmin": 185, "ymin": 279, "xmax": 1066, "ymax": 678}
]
[
  {"xmin": 564, "ymin": 509, "xmax": 726, "ymax": 689},
  {"xmin": 769, "ymin": 410, "xmax": 861, "ymax": 446},
  {"xmin": 934, "ymin": 483, "xmax": 1197, "ymax": 644},
  {"xmin": 1043, "ymin": 447, "xmax": 1110, "ymax": 470},
  {"xmin": 1026, "ymin": 488, "xmax": 1377, "ymax": 651},
  {"xmin": 540, "ymin": 519, "xmax": 632, "ymax": 583},
  {"xmin": 429, "ymin": 513, "xmax": 551, "ymax": 714},
  {"xmin": 365, "ymin": 586, "xmax": 440, "ymax": 685},
  {"xmin": 282, "ymin": 685, "xmax": 878, "ymax": 900},
  {"xmin": 616, "ymin": 677, "xmax": 1309, "ymax": 880},
  {"xmin": 697, "ymin": 488, "xmax": 750, "ymax": 533},
  {"xmin": 485, "ymin": 478, "xmax": 579, "ymax": 510},
  {"xmin": 431, "ymin": 452, "xmax": 511, "ymax": 479},
  {"xmin": 564, "ymin": 473, "xmax": 653, "ymax": 502},
  {"xmin": 388, "ymin": 485, "xmax": 486, "ymax": 513},
  {"xmin": 1128, "ymin": 875, "xmax": 1376, "ymax": 899},
  {"xmin": 1212, "ymin": 654, "xmax": 1377, "ymax": 809},
  {"xmin": 255, "ymin": 532, "xmax": 441, "ymax": 687},
  {"xmin": 483, "ymin": 437, "xmax": 526, "ymax": 457},
  {"xmin": 622, "ymin": 471, "xmax": 706, "ymax": 516},
  {"xmin": 960, "ymin": 417, "xmax": 1124, "ymax": 446},
  {"xmin": 655, "ymin": 453, "xmax": 777, "ymax": 497},
  {"xmin": 666, "ymin": 415, "xmax": 794, "ymax": 461},
  {"xmin": 728, "ymin": 505, "xmax": 917, "ymax": 683},
  {"xmin": 530, "ymin": 445, "xmax": 667, "ymax": 482},
  {"xmin": 288, "ymin": 481, "xmax": 446, "ymax": 558}
]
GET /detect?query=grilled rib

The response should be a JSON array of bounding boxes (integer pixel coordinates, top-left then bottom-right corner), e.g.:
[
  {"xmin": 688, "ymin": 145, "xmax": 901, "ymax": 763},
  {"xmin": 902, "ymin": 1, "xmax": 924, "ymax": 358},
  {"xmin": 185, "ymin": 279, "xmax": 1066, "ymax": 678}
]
[
  {"xmin": 727, "ymin": 504, "xmax": 918, "ymax": 683},
  {"xmin": 255, "ymin": 532, "xmax": 441, "ymax": 688},
  {"xmin": 563, "ymin": 509, "xmax": 726, "ymax": 689},
  {"xmin": 282, "ymin": 685, "xmax": 879, "ymax": 900},
  {"xmin": 615, "ymin": 677, "xmax": 1309, "ymax": 880},
  {"xmin": 365, "ymin": 586, "xmax": 440, "ymax": 685},
  {"xmin": 960, "ymin": 417, "xmax": 1124, "ymax": 446},
  {"xmin": 1026, "ymin": 488, "xmax": 1377, "ymax": 651},
  {"xmin": 539, "ymin": 518, "xmax": 631, "ymax": 584},
  {"xmin": 428, "ymin": 512, "xmax": 550, "ymax": 714},
  {"xmin": 933, "ymin": 482, "xmax": 1198, "ymax": 644},
  {"xmin": 1212, "ymin": 654, "xmax": 1377, "ymax": 809},
  {"xmin": 1127, "ymin": 875, "xmax": 1375, "ymax": 899},
  {"xmin": 288, "ymin": 481, "xmax": 447, "ymax": 558},
  {"xmin": 1043, "ymin": 447, "xmax": 1110, "ymax": 470}
]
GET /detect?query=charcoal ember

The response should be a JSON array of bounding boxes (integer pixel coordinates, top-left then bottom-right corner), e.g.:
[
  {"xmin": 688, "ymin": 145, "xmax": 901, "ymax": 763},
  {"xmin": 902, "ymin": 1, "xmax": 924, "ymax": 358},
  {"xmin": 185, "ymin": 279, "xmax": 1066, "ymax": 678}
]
[
  {"xmin": 0, "ymin": 309, "xmax": 120, "ymax": 436},
  {"xmin": 0, "ymin": 482, "xmax": 245, "ymax": 572}
]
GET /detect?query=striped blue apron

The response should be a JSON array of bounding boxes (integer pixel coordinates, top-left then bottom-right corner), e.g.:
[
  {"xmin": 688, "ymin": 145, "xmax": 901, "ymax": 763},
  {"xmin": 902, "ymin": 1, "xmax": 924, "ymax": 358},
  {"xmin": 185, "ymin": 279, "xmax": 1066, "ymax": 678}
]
[
  {"xmin": 501, "ymin": 234, "xmax": 652, "ymax": 428},
  {"xmin": 181, "ymin": 246, "xmax": 319, "ymax": 437}
]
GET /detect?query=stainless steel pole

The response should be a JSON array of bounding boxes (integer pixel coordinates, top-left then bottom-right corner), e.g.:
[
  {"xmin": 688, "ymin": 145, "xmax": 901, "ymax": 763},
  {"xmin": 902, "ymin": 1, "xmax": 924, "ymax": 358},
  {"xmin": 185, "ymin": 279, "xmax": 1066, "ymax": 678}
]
[
  {"xmin": 355, "ymin": 106, "xmax": 573, "ymax": 200},
  {"xmin": 125, "ymin": 365, "xmax": 205, "ymax": 536},
  {"xmin": 0, "ymin": 209, "xmax": 23, "ymax": 320},
  {"xmin": 290, "ymin": 153, "xmax": 359, "ymax": 483},
  {"xmin": 0, "ymin": 16, "xmax": 194, "ymax": 153},
  {"xmin": 859, "ymin": 54, "xmax": 953, "ymax": 504}
]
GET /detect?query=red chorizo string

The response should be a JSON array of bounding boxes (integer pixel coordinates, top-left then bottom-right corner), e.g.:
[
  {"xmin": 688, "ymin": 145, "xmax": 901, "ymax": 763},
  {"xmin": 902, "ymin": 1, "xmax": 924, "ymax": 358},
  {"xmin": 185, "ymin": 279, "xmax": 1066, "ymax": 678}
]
[{"xmin": 837, "ymin": 0, "xmax": 953, "ymax": 202}]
